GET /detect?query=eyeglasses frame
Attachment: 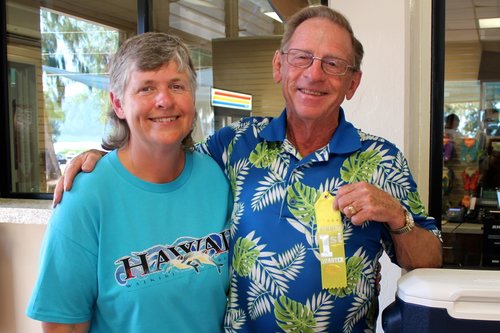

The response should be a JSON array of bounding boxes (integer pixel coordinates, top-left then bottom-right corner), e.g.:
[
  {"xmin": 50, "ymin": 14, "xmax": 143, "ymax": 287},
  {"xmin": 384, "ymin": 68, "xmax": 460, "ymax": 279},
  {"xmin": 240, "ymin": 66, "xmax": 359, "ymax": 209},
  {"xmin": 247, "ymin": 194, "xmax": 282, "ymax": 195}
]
[{"xmin": 280, "ymin": 48, "xmax": 356, "ymax": 76}]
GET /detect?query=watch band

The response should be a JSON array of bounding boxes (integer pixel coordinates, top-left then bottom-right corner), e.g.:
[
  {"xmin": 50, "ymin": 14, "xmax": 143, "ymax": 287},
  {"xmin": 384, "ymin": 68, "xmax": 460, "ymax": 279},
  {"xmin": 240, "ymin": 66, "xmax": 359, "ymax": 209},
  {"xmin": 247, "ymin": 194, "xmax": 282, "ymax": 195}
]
[{"xmin": 387, "ymin": 210, "xmax": 415, "ymax": 235}]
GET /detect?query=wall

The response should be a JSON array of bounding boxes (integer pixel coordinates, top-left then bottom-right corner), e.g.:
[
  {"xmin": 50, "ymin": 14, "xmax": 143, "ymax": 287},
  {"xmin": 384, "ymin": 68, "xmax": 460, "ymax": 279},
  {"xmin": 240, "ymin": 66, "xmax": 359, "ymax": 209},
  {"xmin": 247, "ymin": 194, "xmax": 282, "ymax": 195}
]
[
  {"xmin": 329, "ymin": 0, "xmax": 432, "ymax": 332},
  {"xmin": 0, "ymin": 224, "xmax": 45, "ymax": 333},
  {"xmin": 0, "ymin": 198, "xmax": 51, "ymax": 333},
  {"xmin": 212, "ymin": 36, "xmax": 284, "ymax": 118}
]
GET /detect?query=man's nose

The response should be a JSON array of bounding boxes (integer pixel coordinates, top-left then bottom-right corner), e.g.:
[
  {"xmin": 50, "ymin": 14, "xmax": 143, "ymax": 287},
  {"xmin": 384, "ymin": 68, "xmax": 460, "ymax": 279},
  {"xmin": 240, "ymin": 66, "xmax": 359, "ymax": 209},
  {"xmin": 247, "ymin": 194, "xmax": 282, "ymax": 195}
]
[{"xmin": 306, "ymin": 57, "xmax": 326, "ymax": 78}]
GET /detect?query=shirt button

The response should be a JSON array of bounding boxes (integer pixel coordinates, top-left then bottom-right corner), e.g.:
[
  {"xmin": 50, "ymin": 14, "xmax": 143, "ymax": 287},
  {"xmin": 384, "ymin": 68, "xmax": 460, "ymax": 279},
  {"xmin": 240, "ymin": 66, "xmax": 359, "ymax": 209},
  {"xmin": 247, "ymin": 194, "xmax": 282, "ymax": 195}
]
[{"xmin": 289, "ymin": 198, "xmax": 297, "ymax": 205}]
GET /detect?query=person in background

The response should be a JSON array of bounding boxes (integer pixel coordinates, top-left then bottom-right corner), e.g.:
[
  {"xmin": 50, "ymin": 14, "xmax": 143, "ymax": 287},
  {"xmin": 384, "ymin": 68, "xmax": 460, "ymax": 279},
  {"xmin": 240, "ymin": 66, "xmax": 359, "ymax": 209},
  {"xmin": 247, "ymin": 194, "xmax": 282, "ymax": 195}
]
[
  {"xmin": 443, "ymin": 113, "xmax": 460, "ymax": 161},
  {"xmin": 444, "ymin": 113, "xmax": 460, "ymax": 138},
  {"xmin": 54, "ymin": 6, "xmax": 442, "ymax": 332},
  {"xmin": 27, "ymin": 32, "xmax": 232, "ymax": 333}
]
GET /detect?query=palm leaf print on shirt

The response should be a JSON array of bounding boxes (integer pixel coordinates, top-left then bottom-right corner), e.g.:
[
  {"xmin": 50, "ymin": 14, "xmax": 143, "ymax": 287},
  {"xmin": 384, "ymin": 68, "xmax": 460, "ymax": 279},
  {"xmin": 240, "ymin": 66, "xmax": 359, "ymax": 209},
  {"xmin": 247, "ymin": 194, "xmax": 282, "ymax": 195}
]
[
  {"xmin": 274, "ymin": 295, "xmax": 316, "ymax": 333},
  {"xmin": 287, "ymin": 182, "xmax": 320, "ymax": 225},
  {"xmin": 285, "ymin": 182, "xmax": 321, "ymax": 251},
  {"xmin": 232, "ymin": 231, "xmax": 307, "ymax": 320},
  {"xmin": 249, "ymin": 142, "xmax": 288, "ymax": 211},
  {"xmin": 408, "ymin": 191, "xmax": 426, "ymax": 216},
  {"xmin": 274, "ymin": 290, "xmax": 337, "ymax": 333},
  {"xmin": 340, "ymin": 150, "xmax": 381, "ymax": 183},
  {"xmin": 249, "ymin": 141, "xmax": 281, "ymax": 168},
  {"xmin": 232, "ymin": 235, "xmax": 260, "ymax": 277}
]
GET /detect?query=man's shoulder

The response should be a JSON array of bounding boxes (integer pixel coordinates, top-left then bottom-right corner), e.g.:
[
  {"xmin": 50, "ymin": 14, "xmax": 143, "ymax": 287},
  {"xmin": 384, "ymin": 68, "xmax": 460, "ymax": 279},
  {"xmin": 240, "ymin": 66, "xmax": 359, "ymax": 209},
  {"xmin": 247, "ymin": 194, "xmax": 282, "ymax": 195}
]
[
  {"xmin": 210, "ymin": 116, "xmax": 274, "ymax": 142},
  {"xmin": 357, "ymin": 129, "xmax": 401, "ymax": 151},
  {"xmin": 230, "ymin": 116, "xmax": 273, "ymax": 131}
]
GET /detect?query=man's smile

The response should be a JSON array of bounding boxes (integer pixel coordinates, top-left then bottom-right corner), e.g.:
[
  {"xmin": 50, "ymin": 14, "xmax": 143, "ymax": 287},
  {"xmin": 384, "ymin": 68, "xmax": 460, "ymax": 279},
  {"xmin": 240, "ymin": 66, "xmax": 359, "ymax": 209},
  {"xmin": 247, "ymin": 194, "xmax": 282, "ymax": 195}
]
[{"xmin": 299, "ymin": 88, "xmax": 326, "ymax": 96}]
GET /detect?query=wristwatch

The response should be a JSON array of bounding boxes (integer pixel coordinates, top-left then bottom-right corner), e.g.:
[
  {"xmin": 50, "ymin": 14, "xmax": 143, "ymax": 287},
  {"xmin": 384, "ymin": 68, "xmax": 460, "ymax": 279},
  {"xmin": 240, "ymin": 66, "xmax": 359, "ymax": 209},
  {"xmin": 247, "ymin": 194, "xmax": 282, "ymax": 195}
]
[{"xmin": 387, "ymin": 209, "xmax": 415, "ymax": 235}]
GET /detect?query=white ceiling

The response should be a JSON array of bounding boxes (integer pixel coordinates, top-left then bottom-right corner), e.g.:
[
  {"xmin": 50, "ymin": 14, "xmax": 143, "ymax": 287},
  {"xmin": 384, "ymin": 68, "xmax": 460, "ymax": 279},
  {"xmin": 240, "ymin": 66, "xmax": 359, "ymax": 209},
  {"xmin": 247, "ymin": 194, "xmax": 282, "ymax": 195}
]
[
  {"xmin": 445, "ymin": 0, "xmax": 500, "ymax": 104},
  {"xmin": 446, "ymin": 0, "xmax": 500, "ymax": 43}
]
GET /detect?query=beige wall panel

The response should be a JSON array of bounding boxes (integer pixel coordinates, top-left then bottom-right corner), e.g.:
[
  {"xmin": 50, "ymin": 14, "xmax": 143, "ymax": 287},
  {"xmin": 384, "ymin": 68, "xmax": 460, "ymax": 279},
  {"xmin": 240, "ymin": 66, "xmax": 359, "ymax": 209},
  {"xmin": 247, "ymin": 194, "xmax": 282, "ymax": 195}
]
[
  {"xmin": 212, "ymin": 36, "xmax": 285, "ymax": 118},
  {"xmin": 0, "ymin": 223, "xmax": 47, "ymax": 333},
  {"xmin": 445, "ymin": 42, "xmax": 481, "ymax": 81}
]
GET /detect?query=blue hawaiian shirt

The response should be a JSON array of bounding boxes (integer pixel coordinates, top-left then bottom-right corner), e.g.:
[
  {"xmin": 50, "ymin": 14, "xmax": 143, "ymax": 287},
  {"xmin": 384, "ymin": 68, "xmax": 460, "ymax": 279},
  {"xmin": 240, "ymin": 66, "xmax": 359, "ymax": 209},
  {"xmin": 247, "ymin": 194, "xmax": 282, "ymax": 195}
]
[{"xmin": 199, "ymin": 108, "xmax": 440, "ymax": 333}]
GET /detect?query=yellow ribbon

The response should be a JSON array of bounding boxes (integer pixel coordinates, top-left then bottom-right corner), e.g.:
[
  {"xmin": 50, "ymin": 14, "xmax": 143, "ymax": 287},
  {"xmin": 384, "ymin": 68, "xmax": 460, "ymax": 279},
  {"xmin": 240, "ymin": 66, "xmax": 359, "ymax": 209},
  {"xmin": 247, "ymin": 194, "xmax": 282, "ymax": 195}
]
[{"xmin": 315, "ymin": 191, "xmax": 347, "ymax": 289}]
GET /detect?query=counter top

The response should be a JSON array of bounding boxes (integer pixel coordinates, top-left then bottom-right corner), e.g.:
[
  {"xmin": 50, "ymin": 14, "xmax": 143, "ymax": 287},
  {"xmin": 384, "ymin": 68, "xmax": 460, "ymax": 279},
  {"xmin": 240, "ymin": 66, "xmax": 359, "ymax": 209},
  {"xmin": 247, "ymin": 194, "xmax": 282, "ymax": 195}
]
[
  {"xmin": 441, "ymin": 221, "xmax": 483, "ymax": 234},
  {"xmin": 0, "ymin": 199, "xmax": 489, "ymax": 231},
  {"xmin": 0, "ymin": 199, "xmax": 52, "ymax": 225}
]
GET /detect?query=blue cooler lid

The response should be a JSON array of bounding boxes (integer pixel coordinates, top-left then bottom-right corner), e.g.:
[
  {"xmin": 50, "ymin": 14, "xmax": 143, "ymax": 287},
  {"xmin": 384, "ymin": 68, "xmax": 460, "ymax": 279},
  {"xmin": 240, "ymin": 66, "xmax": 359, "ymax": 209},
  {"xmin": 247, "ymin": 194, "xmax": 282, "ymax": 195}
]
[{"xmin": 397, "ymin": 268, "xmax": 500, "ymax": 321}]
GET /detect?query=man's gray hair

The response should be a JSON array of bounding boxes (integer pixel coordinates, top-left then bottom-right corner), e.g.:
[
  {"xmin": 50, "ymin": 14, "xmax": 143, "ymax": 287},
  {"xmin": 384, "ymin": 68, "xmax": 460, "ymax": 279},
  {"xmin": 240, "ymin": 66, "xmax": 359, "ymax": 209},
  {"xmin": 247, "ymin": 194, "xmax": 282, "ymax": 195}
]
[{"xmin": 281, "ymin": 6, "xmax": 364, "ymax": 71}]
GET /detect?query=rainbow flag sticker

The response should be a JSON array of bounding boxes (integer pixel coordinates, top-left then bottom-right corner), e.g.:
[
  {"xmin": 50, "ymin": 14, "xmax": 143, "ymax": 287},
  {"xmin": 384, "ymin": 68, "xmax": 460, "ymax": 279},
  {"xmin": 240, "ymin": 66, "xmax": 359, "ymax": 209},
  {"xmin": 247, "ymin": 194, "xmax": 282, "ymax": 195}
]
[{"xmin": 211, "ymin": 88, "xmax": 252, "ymax": 111}]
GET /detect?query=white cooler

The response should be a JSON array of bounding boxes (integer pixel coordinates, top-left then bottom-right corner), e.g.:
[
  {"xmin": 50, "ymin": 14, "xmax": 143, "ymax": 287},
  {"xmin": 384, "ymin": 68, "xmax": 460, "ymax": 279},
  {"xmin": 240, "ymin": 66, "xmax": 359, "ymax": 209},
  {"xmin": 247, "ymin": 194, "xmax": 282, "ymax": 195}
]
[{"xmin": 382, "ymin": 268, "xmax": 500, "ymax": 333}]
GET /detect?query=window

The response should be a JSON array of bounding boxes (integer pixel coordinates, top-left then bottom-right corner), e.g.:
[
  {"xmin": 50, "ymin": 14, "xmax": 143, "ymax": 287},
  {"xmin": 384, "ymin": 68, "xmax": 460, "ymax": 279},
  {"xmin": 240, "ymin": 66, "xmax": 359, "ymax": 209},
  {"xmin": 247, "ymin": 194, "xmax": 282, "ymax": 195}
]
[
  {"xmin": 1, "ymin": 0, "xmax": 288, "ymax": 198},
  {"xmin": 433, "ymin": 0, "xmax": 500, "ymax": 269},
  {"xmin": 441, "ymin": 8, "xmax": 500, "ymax": 219},
  {"xmin": 2, "ymin": 0, "xmax": 134, "ymax": 198}
]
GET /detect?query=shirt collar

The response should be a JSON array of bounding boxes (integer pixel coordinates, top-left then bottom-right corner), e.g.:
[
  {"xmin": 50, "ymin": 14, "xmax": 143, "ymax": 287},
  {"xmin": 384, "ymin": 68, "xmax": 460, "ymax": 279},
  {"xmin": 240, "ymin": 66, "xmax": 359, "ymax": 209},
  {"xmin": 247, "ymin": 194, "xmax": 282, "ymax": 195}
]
[{"xmin": 260, "ymin": 107, "xmax": 361, "ymax": 154}]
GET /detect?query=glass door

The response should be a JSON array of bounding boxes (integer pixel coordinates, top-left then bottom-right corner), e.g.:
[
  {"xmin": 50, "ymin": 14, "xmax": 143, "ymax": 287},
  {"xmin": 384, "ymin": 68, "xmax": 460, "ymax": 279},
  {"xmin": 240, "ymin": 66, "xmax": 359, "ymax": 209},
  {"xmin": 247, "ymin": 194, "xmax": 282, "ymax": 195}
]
[{"xmin": 436, "ymin": 0, "xmax": 500, "ymax": 269}]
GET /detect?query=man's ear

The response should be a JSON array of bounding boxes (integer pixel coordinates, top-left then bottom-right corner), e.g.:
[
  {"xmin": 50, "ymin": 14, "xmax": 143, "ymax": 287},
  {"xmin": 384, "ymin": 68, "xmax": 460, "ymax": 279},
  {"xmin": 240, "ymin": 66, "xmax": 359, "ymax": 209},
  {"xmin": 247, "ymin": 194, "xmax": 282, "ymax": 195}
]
[
  {"xmin": 345, "ymin": 70, "xmax": 362, "ymax": 101},
  {"xmin": 272, "ymin": 50, "xmax": 282, "ymax": 84},
  {"xmin": 110, "ymin": 92, "xmax": 125, "ymax": 119}
]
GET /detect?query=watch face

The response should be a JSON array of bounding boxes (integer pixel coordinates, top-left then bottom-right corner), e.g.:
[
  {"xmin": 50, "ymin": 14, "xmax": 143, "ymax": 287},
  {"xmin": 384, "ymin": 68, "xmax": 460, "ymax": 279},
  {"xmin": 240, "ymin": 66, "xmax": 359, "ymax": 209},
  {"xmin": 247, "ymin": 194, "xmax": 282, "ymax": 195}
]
[
  {"xmin": 406, "ymin": 211, "xmax": 415, "ymax": 226},
  {"xmin": 387, "ymin": 211, "xmax": 415, "ymax": 234}
]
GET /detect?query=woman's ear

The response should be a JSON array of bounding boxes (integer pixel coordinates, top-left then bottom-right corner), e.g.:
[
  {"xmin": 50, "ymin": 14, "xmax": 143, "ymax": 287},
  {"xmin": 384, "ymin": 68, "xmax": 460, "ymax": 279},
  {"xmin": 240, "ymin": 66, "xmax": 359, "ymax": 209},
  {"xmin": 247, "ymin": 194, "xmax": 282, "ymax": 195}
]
[{"xmin": 110, "ymin": 92, "xmax": 125, "ymax": 119}]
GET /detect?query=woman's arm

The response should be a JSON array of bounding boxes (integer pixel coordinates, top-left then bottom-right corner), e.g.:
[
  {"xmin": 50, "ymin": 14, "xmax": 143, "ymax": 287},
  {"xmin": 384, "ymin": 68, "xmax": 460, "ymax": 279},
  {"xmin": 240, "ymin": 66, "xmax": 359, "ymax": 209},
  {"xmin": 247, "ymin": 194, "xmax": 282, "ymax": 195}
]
[{"xmin": 42, "ymin": 321, "xmax": 90, "ymax": 333}]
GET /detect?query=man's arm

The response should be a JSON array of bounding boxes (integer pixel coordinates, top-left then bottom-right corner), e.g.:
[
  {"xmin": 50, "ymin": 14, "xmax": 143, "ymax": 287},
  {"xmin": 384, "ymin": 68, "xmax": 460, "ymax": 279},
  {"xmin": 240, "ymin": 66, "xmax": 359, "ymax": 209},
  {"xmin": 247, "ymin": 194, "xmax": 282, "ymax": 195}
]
[
  {"xmin": 42, "ymin": 321, "xmax": 90, "ymax": 333},
  {"xmin": 52, "ymin": 149, "xmax": 106, "ymax": 207},
  {"xmin": 390, "ymin": 219, "xmax": 442, "ymax": 269},
  {"xmin": 334, "ymin": 182, "xmax": 442, "ymax": 270}
]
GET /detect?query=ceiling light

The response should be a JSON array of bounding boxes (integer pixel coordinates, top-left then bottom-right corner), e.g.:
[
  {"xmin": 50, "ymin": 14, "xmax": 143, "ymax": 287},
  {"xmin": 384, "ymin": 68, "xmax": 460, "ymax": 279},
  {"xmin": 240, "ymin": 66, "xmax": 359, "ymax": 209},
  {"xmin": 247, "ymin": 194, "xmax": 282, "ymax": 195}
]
[
  {"xmin": 264, "ymin": 11, "xmax": 283, "ymax": 23},
  {"xmin": 479, "ymin": 18, "xmax": 500, "ymax": 29}
]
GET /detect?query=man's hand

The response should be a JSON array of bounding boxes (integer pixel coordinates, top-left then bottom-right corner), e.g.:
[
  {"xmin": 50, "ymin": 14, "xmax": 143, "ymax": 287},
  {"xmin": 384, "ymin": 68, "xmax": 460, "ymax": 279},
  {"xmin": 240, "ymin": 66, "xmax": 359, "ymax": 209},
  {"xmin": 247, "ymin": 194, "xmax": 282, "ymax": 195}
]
[
  {"xmin": 333, "ymin": 182, "xmax": 405, "ymax": 229},
  {"xmin": 52, "ymin": 149, "xmax": 106, "ymax": 207},
  {"xmin": 333, "ymin": 181, "xmax": 442, "ymax": 270}
]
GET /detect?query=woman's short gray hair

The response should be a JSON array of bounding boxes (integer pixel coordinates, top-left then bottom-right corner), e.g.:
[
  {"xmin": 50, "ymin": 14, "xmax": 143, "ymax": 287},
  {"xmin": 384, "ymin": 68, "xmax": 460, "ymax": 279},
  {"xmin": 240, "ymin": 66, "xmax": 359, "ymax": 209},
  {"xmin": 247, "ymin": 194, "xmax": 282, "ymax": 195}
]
[
  {"xmin": 281, "ymin": 6, "xmax": 364, "ymax": 71},
  {"xmin": 102, "ymin": 32, "xmax": 197, "ymax": 151}
]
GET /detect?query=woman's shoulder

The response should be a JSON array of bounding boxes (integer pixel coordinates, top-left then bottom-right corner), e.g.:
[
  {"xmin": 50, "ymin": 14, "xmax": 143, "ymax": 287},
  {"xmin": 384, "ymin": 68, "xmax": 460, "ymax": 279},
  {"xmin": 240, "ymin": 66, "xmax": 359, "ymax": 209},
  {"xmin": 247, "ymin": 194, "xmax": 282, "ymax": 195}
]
[
  {"xmin": 190, "ymin": 151, "xmax": 227, "ymax": 181},
  {"xmin": 191, "ymin": 150, "xmax": 222, "ymax": 169},
  {"xmin": 71, "ymin": 151, "xmax": 115, "ymax": 189}
]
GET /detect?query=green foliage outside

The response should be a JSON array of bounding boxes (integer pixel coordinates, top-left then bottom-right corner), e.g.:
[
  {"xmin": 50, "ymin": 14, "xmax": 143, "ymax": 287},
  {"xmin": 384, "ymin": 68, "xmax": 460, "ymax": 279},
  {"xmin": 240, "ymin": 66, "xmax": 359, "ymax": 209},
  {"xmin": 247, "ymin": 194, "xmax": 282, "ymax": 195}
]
[{"xmin": 40, "ymin": 9, "xmax": 120, "ymax": 143}]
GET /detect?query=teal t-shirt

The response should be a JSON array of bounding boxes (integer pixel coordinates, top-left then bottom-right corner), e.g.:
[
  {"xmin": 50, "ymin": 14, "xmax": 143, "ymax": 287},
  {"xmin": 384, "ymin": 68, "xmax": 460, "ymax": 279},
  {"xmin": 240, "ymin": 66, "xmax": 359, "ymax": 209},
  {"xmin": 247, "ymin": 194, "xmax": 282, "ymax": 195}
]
[{"xmin": 27, "ymin": 150, "xmax": 232, "ymax": 333}]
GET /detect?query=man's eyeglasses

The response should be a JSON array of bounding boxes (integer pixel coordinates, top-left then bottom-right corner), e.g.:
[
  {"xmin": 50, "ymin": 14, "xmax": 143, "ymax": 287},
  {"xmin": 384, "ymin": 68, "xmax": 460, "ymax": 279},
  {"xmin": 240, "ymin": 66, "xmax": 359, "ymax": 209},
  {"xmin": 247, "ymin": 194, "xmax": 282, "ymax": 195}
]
[{"xmin": 281, "ymin": 49, "xmax": 355, "ymax": 76}]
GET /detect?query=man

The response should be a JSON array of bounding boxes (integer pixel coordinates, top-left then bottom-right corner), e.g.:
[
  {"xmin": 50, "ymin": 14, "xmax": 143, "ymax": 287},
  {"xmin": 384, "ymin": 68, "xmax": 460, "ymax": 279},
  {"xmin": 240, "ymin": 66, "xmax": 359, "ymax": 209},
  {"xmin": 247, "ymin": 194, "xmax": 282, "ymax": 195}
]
[{"xmin": 55, "ymin": 6, "xmax": 442, "ymax": 333}]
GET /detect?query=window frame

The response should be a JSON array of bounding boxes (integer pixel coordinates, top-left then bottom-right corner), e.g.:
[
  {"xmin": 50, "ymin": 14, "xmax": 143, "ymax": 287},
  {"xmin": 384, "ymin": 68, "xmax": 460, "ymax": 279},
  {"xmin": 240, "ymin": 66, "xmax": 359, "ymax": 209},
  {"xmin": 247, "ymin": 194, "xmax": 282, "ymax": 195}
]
[
  {"xmin": 428, "ymin": 0, "xmax": 445, "ymax": 226},
  {"xmin": 0, "ymin": 0, "xmax": 147, "ymax": 199}
]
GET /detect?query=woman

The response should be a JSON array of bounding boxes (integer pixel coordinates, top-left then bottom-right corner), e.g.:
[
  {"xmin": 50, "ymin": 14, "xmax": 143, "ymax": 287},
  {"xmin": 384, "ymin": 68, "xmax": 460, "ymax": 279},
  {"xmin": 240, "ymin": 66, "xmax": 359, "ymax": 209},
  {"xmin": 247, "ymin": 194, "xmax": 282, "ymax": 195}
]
[{"xmin": 27, "ymin": 32, "xmax": 232, "ymax": 333}]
